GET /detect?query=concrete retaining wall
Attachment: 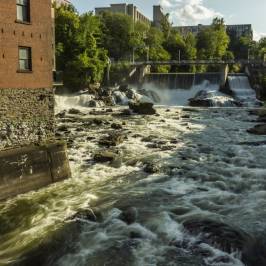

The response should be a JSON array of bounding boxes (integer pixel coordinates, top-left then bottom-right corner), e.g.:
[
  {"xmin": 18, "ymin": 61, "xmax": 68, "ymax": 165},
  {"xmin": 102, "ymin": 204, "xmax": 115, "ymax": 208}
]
[{"xmin": 0, "ymin": 142, "xmax": 71, "ymax": 201}]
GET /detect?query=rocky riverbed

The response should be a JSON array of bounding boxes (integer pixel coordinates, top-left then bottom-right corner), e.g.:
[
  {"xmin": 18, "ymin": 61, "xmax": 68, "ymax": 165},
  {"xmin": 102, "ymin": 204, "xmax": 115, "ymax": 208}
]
[{"xmin": 1, "ymin": 102, "xmax": 266, "ymax": 266}]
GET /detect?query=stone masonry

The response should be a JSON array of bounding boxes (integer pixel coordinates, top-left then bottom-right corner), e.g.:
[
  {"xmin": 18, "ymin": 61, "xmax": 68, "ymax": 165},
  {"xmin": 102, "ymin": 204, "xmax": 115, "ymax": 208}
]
[{"xmin": 0, "ymin": 88, "xmax": 55, "ymax": 150}]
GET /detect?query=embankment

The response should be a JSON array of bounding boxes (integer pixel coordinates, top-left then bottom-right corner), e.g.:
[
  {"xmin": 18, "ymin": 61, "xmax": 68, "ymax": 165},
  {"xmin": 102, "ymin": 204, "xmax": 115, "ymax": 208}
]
[{"xmin": 0, "ymin": 142, "xmax": 71, "ymax": 201}]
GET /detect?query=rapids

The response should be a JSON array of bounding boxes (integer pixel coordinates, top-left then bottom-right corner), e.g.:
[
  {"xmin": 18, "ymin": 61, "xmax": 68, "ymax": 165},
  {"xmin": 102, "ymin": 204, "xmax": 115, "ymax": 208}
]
[{"xmin": 0, "ymin": 91, "xmax": 266, "ymax": 265}]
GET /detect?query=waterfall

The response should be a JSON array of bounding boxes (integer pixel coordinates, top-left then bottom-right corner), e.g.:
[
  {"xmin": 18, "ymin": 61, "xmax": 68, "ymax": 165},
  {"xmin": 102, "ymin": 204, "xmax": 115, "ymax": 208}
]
[
  {"xmin": 227, "ymin": 74, "xmax": 258, "ymax": 106},
  {"xmin": 142, "ymin": 73, "xmax": 221, "ymax": 106}
]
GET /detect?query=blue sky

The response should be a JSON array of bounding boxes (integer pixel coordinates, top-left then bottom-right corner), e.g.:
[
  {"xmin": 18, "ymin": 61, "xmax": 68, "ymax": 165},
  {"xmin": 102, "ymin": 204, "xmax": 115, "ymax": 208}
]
[{"xmin": 70, "ymin": 0, "xmax": 266, "ymax": 40}]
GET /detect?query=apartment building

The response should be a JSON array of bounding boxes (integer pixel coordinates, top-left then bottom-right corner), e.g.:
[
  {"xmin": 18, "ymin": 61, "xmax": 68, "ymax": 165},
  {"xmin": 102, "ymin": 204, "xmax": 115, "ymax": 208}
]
[{"xmin": 175, "ymin": 24, "xmax": 253, "ymax": 40}]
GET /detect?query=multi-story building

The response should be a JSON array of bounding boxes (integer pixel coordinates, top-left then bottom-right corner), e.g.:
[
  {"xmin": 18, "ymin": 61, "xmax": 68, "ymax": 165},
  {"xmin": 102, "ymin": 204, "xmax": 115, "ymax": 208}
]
[
  {"xmin": 95, "ymin": 3, "xmax": 151, "ymax": 25},
  {"xmin": 153, "ymin": 5, "xmax": 164, "ymax": 28},
  {"xmin": 174, "ymin": 24, "xmax": 253, "ymax": 40},
  {"xmin": 0, "ymin": 0, "xmax": 55, "ymax": 148}
]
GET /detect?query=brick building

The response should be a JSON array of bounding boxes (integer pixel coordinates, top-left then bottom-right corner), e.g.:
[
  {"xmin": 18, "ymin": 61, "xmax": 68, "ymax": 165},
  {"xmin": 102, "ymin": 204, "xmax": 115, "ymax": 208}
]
[{"xmin": 0, "ymin": 0, "xmax": 55, "ymax": 149}]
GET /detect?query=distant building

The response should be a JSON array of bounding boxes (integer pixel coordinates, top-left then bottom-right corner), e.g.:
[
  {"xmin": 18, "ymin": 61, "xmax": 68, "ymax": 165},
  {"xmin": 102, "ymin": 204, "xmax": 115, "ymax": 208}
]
[
  {"xmin": 53, "ymin": 0, "xmax": 71, "ymax": 6},
  {"xmin": 153, "ymin": 5, "xmax": 164, "ymax": 28},
  {"xmin": 95, "ymin": 3, "xmax": 151, "ymax": 25},
  {"xmin": 174, "ymin": 24, "xmax": 253, "ymax": 40}
]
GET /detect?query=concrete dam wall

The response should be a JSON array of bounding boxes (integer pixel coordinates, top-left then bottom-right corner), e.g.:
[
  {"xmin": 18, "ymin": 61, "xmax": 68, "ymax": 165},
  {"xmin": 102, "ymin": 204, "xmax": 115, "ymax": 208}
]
[{"xmin": 0, "ymin": 142, "xmax": 71, "ymax": 201}]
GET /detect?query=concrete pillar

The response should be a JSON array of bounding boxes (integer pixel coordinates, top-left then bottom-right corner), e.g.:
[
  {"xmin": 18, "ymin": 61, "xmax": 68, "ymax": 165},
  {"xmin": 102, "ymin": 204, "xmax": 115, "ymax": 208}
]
[
  {"xmin": 220, "ymin": 64, "xmax": 229, "ymax": 87},
  {"xmin": 138, "ymin": 65, "xmax": 151, "ymax": 83}
]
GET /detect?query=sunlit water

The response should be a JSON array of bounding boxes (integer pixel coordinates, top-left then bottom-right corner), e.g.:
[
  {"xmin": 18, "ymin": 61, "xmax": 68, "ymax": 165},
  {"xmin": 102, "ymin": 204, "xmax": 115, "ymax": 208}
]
[{"xmin": 0, "ymin": 94, "xmax": 266, "ymax": 265}]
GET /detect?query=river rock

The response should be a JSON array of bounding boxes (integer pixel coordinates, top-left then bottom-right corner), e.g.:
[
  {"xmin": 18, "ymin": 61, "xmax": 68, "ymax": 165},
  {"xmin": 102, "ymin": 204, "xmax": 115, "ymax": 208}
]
[
  {"xmin": 111, "ymin": 123, "xmax": 123, "ymax": 130},
  {"xmin": 242, "ymin": 237, "xmax": 266, "ymax": 266},
  {"xmin": 119, "ymin": 207, "xmax": 138, "ymax": 224},
  {"xmin": 70, "ymin": 208, "xmax": 103, "ymax": 223},
  {"xmin": 189, "ymin": 90, "xmax": 241, "ymax": 107},
  {"xmin": 68, "ymin": 108, "xmax": 82, "ymax": 115},
  {"xmin": 128, "ymin": 101, "xmax": 156, "ymax": 115},
  {"xmin": 247, "ymin": 124, "xmax": 266, "ymax": 135},
  {"xmin": 143, "ymin": 162, "xmax": 160, "ymax": 174},
  {"xmin": 183, "ymin": 218, "xmax": 251, "ymax": 253},
  {"xmin": 99, "ymin": 132, "xmax": 126, "ymax": 146},
  {"xmin": 93, "ymin": 151, "xmax": 117, "ymax": 163}
]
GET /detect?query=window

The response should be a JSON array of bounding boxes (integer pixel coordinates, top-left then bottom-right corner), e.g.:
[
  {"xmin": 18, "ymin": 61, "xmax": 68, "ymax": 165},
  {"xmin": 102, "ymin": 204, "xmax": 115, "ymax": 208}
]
[
  {"xmin": 16, "ymin": 0, "xmax": 30, "ymax": 22},
  {"xmin": 18, "ymin": 47, "xmax": 32, "ymax": 71}
]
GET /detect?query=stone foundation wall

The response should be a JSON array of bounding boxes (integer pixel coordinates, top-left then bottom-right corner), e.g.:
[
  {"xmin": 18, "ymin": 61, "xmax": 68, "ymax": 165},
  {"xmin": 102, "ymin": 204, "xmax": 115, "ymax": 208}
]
[{"xmin": 0, "ymin": 88, "xmax": 55, "ymax": 150}]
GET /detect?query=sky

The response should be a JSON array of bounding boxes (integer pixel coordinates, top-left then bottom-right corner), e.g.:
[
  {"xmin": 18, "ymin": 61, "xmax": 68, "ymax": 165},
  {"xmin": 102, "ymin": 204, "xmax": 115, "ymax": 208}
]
[{"xmin": 70, "ymin": 0, "xmax": 266, "ymax": 41}]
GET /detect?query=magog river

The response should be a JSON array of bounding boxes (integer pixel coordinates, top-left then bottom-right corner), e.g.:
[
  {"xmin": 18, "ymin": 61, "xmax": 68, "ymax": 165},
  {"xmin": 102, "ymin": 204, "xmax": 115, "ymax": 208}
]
[{"xmin": 0, "ymin": 88, "xmax": 266, "ymax": 265}]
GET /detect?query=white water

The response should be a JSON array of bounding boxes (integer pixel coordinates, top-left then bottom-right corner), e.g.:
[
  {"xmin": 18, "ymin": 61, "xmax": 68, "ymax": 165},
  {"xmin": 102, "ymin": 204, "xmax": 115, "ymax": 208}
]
[
  {"xmin": 141, "ymin": 80, "xmax": 234, "ymax": 107},
  {"xmin": 1, "ymin": 93, "xmax": 266, "ymax": 265},
  {"xmin": 228, "ymin": 75, "xmax": 258, "ymax": 106}
]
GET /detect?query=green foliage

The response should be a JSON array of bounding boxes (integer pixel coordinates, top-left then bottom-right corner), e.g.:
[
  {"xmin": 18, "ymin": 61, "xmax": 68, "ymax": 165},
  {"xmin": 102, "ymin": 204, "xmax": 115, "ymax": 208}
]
[
  {"xmin": 197, "ymin": 17, "xmax": 229, "ymax": 60},
  {"xmin": 109, "ymin": 62, "xmax": 132, "ymax": 85},
  {"xmin": 55, "ymin": 5, "xmax": 107, "ymax": 91},
  {"xmin": 100, "ymin": 12, "xmax": 133, "ymax": 61}
]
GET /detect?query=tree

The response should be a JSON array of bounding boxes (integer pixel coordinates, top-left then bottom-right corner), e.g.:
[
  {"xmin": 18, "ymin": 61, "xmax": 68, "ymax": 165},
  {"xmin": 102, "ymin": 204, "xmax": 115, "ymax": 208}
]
[
  {"xmin": 99, "ymin": 12, "xmax": 133, "ymax": 61},
  {"xmin": 55, "ymin": 6, "xmax": 108, "ymax": 91},
  {"xmin": 197, "ymin": 17, "xmax": 229, "ymax": 60}
]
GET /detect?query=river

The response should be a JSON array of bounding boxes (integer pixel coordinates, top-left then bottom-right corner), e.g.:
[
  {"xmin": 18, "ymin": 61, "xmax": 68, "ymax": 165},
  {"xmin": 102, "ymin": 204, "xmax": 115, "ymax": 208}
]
[{"xmin": 1, "ymin": 94, "xmax": 266, "ymax": 265}]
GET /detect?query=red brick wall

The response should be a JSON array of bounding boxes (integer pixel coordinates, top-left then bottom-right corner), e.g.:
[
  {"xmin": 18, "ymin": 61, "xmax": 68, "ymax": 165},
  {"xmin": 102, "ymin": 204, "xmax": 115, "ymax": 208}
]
[{"xmin": 0, "ymin": 0, "xmax": 53, "ymax": 89}]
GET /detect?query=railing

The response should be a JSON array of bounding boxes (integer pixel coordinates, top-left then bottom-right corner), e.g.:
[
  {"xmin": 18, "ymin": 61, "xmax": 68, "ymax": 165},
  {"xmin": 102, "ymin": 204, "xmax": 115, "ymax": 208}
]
[{"xmin": 113, "ymin": 59, "xmax": 265, "ymax": 66}]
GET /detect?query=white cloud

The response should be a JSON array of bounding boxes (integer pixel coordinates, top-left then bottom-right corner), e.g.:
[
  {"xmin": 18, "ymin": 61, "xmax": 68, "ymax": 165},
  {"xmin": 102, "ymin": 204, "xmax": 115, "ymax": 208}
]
[
  {"xmin": 253, "ymin": 31, "xmax": 266, "ymax": 41},
  {"xmin": 159, "ymin": 0, "xmax": 223, "ymax": 26}
]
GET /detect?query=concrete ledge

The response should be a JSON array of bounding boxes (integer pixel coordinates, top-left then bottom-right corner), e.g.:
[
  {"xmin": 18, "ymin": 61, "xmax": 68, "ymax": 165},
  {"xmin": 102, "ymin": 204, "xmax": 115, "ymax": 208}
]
[{"xmin": 0, "ymin": 142, "xmax": 71, "ymax": 201}]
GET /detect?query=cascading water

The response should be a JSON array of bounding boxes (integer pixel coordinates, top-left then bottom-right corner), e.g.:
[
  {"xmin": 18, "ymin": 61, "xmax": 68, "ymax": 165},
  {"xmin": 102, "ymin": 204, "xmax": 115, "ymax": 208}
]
[
  {"xmin": 228, "ymin": 75, "xmax": 259, "ymax": 106},
  {"xmin": 141, "ymin": 73, "xmax": 237, "ymax": 107}
]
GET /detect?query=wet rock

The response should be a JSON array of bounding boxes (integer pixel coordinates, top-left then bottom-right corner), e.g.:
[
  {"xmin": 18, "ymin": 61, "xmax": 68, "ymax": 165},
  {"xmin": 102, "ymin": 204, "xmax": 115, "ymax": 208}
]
[
  {"xmin": 86, "ymin": 100, "xmax": 96, "ymax": 107},
  {"xmin": 106, "ymin": 108, "xmax": 113, "ymax": 113},
  {"xmin": 111, "ymin": 123, "xmax": 123, "ymax": 130},
  {"xmin": 99, "ymin": 132, "xmax": 126, "ymax": 146},
  {"xmin": 121, "ymin": 109, "xmax": 132, "ymax": 116},
  {"xmin": 143, "ymin": 162, "xmax": 160, "ymax": 174},
  {"xmin": 242, "ymin": 238, "xmax": 266, "ymax": 266},
  {"xmin": 181, "ymin": 114, "xmax": 190, "ymax": 119},
  {"xmin": 70, "ymin": 208, "xmax": 103, "ymax": 223},
  {"xmin": 94, "ymin": 151, "xmax": 117, "ymax": 163},
  {"xmin": 55, "ymin": 111, "xmax": 66, "ymax": 118},
  {"xmin": 92, "ymin": 118, "xmax": 104, "ymax": 125},
  {"xmin": 119, "ymin": 207, "xmax": 138, "ymax": 224},
  {"xmin": 86, "ymin": 136, "xmax": 95, "ymax": 141},
  {"xmin": 247, "ymin": 124, "xmax": 266, "ymax": 135},
  {"xmin": 189, "ymin": 90, "xmax": 241, "ymax": 107},
  {"xmin": 238, "ymin": 140, "xmax": 266, "ymax": 146},
  {"xmin": 119, "ymin": 84, "xmax": 129, "ymax": 92},
  {"xmin": 146, "ymin": 143, "xmax": 160, "ymax": 149},
  {"xmin": 183, "ymin": 218, "xmax": 252, "ymax": 253},
  {"xmin": 128, "ymin": 101, "xmax": 156, "ymax": 115},
  {"xmin": 57, "ymin": 125, "xmax": 69, "ymax": 132},
  {"xmin": 141, "ymin": 135, "xmax": 157, "ymax": 142},
  {"xmin": 68, "ymin": 108, "xmax": 82, "ymax": 115},
  {"xmin": 129, "ymin": 230, "xmax": 142, "ymax": 239},
  {"xmin": 161, "ymin": 145, "xmax": 175, "ymax": 151}
]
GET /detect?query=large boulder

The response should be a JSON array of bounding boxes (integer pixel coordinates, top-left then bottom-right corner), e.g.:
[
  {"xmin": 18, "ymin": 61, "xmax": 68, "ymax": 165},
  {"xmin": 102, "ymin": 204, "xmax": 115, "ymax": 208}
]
[
  {"xmin": 189, "ymin": 90, "xmax": 241, "ymax": 107},
  {"xmin": 247, "ymin": 124, "xmax": 266, "ymax": 135},
  {"xmin": 99, "ymin": 132, "xmax": 126, "ymax": 146},
  {"xmin": 94, "ymin": 151, "xmax": 117, "ymax": 163},
  {"xmin": 128, "ymin": 100, "xmax": 156, "ymax": 115}
]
